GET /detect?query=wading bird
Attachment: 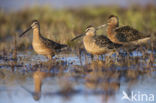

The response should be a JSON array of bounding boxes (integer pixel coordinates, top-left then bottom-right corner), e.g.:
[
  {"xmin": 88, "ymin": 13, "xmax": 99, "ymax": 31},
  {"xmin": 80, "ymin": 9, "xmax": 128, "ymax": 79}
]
[
  {"xmin": 99, "ymin": 15, "xmax": 151, "ymax": 45},
  {"xmin": 71, "ymin": 25, "xmax": 122, "ymax": 56},
  {"xmin": 19, "ymin": 20, "xmax": 67, "ymax": 59}
]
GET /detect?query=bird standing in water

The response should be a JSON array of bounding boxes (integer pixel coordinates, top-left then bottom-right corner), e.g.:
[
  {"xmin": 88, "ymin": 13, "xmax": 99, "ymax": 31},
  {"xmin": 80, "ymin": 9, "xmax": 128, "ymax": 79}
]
[
  {"xmin": 99, "ymin": 15, "xmax": 151, "ymax": 45},
  {"xmin": 71, "ymin": 25, "xmax": 122, "ymax": 56},
  {"xmin": 19, "ymin": 20, "xmax": 67, "ymax": 59}
]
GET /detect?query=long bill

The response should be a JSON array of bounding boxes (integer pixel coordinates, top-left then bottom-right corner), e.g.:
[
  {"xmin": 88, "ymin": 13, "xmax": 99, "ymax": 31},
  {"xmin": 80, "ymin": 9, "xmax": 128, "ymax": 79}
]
[
  {"xmin": 95, "ymin": 24, "xmax": 107, "ymax": 30},
  {"xmin": 19, "ymin": 26, "xmax": 32, "ymax": 37},
  {"xmin": 71, "ymin": 34, "xmax": 85, "ymax": 41}
]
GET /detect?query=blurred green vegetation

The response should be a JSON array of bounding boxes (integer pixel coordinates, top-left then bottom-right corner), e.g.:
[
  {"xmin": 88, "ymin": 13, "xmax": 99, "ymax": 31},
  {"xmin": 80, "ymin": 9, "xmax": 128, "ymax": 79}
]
[{"xmin": 0, "ymin": 5, "xmax": 156, "ymax": 50}]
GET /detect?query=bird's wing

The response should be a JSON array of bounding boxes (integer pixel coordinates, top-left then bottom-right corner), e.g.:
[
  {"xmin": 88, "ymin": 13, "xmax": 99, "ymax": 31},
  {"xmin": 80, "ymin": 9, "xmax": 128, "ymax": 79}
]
[
  {"xmin": 115, "ymin": 26, "xmax": 145, "ymax": 42},
  {"xmin": 40, "ymin": 36, "xmax": 67, "ymax": 50},
  {"xmin": 94, "ymin": 35, "xmax": 122, "ymax": 49}
]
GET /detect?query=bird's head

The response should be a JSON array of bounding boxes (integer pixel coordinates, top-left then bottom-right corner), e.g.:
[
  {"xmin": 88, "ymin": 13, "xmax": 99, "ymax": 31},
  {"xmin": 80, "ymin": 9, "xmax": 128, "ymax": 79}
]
[
  {"xmin": 19, "ymin": 20, "xmax": 40, "ymax": 37},
  {"xmin": 31, "ymin": 20, "xmax": 40, "ymax": 29},
  {"xmin": 107, "ymin": 15, "xmax": 119, "ymax": 27},
  {"xmin": 85, "ymin": 25, "xmax": 96, "ymax": 36}
]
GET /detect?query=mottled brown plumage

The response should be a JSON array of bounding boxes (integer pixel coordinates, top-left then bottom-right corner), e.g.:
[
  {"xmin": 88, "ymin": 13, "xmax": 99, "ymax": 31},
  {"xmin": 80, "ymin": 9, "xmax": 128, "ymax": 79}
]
[
  {"xmin": 40, "ymin": 35, "xmax": 67, "ymax": 50},
  {"xmin": 19, "ymin": 20, "xmax": 67, "ymax": 59},
  {"xmin": 71, "ymin": 26, "xmax": 122, "ymax": 55},
  {"xmin": 94, "ymin": 35, "xmax": 121, "ymax": 49},
  {"xmin": 106, "ymin": 15, "xmax": 150, "ymax": 44}
]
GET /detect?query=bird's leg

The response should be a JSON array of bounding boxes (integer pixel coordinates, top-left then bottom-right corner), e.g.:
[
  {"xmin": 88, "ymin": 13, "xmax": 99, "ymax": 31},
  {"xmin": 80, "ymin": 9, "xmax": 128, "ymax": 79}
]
[
  {"xmin": 98, "ymin": 55, "xmax": 104, "ymax": 61},
  {"xmin": 90, "ymin": 54, "xmax": 94, "ymax": 61},
  {"xmin": 125, "ymin": 49, "xmax": 131, "ymax": 67},
  {"xmin": 140, "ymin": 46, "xmax": 147, "ymax": 59},
  {"xmin": 47, "ymin": 55, "xmax": 52, "ymax": 60},
  {"xmin": 115, "ymin": 51, "xmax": 119, "ymax": 63},
  {"xmin": 97, "ymin": 55, "xmax": 100, "ymax": 61},
  {"xmin": 94, "ymin": 55, "xmax": 101, "ymax": 61},
  {"xmin": 100, "ymin": 55, "xmax": 104, "ymax": 61},
  {"xmin": 84, "ymin": 53, "xmax": 88, "ymax": 64},
  {"xmin": 105, "ymin": 52, "xmax": 113, "ymax": 63}
]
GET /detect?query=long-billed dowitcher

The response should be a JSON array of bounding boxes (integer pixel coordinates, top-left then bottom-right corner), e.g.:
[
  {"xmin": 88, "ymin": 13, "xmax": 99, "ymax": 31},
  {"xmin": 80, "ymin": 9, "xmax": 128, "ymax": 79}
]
[
  {"xmin": 19, "ymin": 20, "xmax": 67, "ymax": 59},
  {"xmin": 99, "ymin": 15, "xmax": 151, "ymax": 45},
  {"xmin": 71, "ymin": 25, "xmax": 122, "ymax": 55}
]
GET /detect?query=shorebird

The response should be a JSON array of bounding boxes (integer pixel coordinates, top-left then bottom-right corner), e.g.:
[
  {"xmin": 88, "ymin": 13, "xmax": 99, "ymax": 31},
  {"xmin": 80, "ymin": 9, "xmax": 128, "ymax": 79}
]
[
  {"xmin": 98, "ymin": 15, "xmax": 151, "ymax": 45},
  {"xmin": 19, "ymin": 20, "xmax": 67, "ymax": 59},
  {"xmin": 71, "ymin": 25, "xmax": 122, "ymax": 55}
]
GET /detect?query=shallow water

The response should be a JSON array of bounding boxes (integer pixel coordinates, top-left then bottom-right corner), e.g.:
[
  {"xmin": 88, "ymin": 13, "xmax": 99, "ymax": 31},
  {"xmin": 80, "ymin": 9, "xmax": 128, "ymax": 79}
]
[{"xmin": 0, "ymin": 49, "xmax": 156, "ymax": 103}]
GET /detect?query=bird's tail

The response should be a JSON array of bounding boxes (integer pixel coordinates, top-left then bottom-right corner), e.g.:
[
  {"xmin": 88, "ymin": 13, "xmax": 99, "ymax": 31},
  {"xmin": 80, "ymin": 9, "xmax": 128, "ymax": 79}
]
[
  {"xmin": 143, "ymin": 32, "xmax": 151, "ymax": 38},
  {"xmin": 60, "ymin": 44, "xmax": 68, "ymax": 48},
  {"xmin": 58, "ymin": 44, "xmax": 70, "ymax": 52},
  {"xmin": 123, "ymin": 37, "xmax": 151, "ymax": 46}
]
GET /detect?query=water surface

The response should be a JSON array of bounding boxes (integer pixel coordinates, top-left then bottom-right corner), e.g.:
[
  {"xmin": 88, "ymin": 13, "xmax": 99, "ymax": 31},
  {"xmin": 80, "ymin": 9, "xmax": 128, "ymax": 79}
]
[{"xmin": 0, "ymin": 49, "xmax": 156, "ymax": 103}]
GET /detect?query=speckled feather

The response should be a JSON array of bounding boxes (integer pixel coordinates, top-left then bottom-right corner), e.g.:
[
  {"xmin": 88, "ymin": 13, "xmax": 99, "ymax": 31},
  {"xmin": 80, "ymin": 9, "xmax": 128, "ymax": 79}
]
[
  {"xmin": 40, "ymin": 35, "xmax": 67, "ymax": 51},
  {"xmin": 94, "ymin": 35, "xmax": 122, "ymax": 49},
  {"xmin": 114, "ymin": 26, "xmax": 150, "ymax": 42}
]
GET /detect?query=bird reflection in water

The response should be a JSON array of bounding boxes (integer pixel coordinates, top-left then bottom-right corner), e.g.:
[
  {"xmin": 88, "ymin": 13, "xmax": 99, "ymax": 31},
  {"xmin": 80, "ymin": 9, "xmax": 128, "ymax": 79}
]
[{"xmin": 33, "ymin": 70, "xmax": 51, "ymax": 101}]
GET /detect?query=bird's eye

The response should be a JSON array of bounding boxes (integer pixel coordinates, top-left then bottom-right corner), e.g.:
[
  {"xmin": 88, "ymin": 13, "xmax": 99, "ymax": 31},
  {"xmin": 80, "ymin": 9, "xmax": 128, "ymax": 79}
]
[
  {"xmin": 33, "ymin": 22, "xmax": 37, "ymax": 24},
  {"xmin": 86, "ymin": 28, "xmax": 89, "ymax": 32}
]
